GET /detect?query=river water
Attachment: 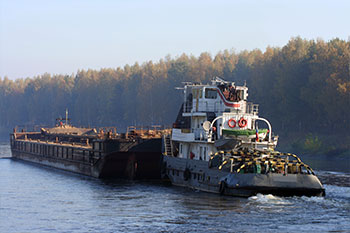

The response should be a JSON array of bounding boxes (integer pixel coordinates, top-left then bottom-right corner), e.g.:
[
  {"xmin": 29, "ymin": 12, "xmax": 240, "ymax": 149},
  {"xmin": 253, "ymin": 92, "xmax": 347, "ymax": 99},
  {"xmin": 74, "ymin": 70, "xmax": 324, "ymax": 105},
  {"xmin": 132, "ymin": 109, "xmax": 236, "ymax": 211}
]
[{"xmin": 0, "ymin": 142, "xmax": 349, "ymax": 233}]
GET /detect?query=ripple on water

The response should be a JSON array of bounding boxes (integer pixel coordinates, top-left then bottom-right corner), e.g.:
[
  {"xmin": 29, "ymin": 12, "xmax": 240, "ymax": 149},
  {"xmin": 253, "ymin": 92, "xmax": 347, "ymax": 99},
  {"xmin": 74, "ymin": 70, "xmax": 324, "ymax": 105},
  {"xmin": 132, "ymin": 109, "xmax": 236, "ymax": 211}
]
[{"xmin": 1, "ymin": 142, "xmax": 350, "ymax": 233}]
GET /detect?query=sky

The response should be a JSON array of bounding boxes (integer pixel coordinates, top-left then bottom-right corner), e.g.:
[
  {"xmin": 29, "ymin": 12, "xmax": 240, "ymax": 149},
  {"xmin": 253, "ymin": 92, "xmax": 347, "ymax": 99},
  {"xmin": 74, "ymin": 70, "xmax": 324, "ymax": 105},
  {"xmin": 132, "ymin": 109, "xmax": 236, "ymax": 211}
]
[{"xmin": 0, "ymin": 0, "xmax": 349, "ymax": 80}]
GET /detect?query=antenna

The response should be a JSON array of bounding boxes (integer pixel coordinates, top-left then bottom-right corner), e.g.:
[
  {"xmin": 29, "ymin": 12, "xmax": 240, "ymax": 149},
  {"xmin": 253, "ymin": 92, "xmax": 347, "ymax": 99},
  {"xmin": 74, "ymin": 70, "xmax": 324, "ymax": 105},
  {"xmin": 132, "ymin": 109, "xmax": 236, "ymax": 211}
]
[{"xmin": 65, "ymin": 109, "xmax": 68, "ymax": 125}]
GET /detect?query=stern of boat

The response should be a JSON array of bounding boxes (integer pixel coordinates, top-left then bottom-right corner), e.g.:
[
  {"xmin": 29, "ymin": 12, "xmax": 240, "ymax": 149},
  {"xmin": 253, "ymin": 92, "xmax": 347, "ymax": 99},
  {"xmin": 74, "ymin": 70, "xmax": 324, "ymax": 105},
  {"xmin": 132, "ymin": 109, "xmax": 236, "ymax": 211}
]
[{"xmin": 219, "ymin": 173, "xmax": 325, "ymax": 197}]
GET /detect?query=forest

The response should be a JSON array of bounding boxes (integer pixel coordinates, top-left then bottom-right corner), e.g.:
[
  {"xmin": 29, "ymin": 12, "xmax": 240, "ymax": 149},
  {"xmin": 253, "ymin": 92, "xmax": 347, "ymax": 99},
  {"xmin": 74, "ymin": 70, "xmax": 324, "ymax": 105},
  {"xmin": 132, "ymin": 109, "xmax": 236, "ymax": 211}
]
[{"xmin": 1, "ymin": 37, "xmax": 349, "ymax": 155}]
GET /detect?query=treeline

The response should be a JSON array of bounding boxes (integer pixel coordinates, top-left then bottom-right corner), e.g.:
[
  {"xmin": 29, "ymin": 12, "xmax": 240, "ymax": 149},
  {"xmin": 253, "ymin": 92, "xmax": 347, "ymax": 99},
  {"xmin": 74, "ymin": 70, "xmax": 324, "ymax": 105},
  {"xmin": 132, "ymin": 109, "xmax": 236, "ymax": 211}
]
[{"xmin": 1, "ymin": 37, "xmax": 349, "ymax": 153}]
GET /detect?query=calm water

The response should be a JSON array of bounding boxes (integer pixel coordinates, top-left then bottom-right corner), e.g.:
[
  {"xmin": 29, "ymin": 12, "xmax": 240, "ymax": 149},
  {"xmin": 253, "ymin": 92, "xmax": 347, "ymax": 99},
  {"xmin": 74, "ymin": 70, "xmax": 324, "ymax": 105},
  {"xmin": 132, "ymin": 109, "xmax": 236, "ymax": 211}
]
[{"xmin": 1, "ymin": 142, "xmax": 349, "ymax": 233}]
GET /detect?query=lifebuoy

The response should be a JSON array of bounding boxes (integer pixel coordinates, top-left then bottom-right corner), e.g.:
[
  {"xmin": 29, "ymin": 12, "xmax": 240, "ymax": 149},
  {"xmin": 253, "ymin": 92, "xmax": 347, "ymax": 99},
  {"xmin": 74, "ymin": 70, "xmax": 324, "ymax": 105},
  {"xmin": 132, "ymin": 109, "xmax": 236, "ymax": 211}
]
[
  {"xmin": 238, "ymin": 118, "xmax": 247, "ymax": 128},
  {"xmin": 228, "ymin": 118, "xmax": 236, "ymax": 128}
]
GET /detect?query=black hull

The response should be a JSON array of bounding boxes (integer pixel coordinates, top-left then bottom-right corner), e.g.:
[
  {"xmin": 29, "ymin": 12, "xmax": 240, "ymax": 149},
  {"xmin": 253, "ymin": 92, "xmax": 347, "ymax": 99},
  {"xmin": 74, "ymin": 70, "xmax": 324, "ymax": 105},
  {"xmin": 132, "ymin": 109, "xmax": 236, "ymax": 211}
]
[
  {"xmin": 10, "ymin": 137, "xmax": 163, "ymax": 179},
  {"xmin": 163, "ymin": 156, "xmax": 325, "ymax": 197},
  {"xmin": 98, "ymin": 151, "xmax": 163, "ymax": 179},
  {"xmin": 11, "ymin": 149, "xmax": 101, "ymax": 177}
]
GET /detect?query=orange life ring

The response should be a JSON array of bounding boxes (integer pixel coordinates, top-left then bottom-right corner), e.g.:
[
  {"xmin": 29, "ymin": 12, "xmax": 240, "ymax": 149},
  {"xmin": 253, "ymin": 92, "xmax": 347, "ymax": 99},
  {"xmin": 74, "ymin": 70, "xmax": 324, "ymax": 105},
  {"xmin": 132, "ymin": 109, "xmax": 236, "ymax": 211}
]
[
  {"xmin": 228, "ymin": 118, "xmax": 236, "ymax": 128},
  {"xmin": 238, "ymin": 118, "xmax": 247, "ymax": 128}
]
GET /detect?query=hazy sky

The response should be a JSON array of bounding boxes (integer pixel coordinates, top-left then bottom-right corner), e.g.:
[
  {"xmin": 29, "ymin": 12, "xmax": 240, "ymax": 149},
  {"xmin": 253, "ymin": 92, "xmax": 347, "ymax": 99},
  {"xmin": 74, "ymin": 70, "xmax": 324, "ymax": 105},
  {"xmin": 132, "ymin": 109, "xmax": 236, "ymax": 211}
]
[{"xmin": 1, "ymin": 0, "xmax": 349, "ymax": 80}]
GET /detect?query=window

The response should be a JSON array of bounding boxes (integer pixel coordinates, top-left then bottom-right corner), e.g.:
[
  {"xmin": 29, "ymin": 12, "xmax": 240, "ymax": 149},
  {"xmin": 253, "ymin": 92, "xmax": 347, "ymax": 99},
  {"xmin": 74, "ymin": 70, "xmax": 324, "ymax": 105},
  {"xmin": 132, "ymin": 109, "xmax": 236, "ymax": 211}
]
[
  {"xmin": 192, "ymin": 88, "xmax": 203, "ymax": 99},
  {"xmin": 236, "ymin": 90, "xmax": 244, "ymax": 101},
  {"xmin": 204, "ymin": 147, "xmax": 207, "ymax": 160},
  {"xmin": 205, "ymin": 88, "xmax": 217, "ymax": 99}
]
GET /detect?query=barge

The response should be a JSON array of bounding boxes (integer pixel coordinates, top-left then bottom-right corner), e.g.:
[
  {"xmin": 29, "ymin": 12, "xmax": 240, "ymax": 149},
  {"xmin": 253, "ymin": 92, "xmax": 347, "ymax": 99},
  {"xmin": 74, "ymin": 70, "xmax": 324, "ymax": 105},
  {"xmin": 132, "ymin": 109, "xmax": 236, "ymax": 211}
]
[
  {"xmin": 10, "ymin": 118, "xmax": 169, "ymax": 179},
  {"xmin": 162, "ymin": 77, "xmax": 325, "ymax": 197}
]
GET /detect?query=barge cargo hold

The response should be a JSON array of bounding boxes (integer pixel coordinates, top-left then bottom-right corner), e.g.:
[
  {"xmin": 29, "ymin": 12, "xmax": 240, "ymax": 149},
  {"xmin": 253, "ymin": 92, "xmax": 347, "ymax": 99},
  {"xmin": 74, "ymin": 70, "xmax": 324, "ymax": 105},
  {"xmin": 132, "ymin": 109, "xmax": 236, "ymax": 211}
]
[{"xmin": 10, "ymin": 124, "xmax": 169, "ymax": 179}]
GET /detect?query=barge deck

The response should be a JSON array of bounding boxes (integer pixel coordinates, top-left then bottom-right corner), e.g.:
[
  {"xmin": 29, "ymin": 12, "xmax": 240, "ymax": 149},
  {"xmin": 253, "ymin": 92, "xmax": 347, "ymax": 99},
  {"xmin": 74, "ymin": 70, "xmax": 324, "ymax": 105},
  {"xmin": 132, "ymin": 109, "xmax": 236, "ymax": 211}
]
[{"xmin": 10, "ymin": 124, "xmax": 169, "ymax": 179}]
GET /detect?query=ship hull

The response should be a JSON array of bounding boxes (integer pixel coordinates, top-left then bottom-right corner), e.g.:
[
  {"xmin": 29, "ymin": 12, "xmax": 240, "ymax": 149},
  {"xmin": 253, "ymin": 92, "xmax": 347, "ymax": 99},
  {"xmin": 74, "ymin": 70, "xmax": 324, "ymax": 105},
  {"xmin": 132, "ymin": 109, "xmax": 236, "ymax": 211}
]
[
  {"xmin": 10, "ymin": 137, "xmax": 163, "ymax": 179},
  {"xmin": 11, "ymin": 148, "xmax": 102, "ymax": 177},
  {"xmin": 163, "ymin": 156, "xmax": 325, "ymax": 197}
]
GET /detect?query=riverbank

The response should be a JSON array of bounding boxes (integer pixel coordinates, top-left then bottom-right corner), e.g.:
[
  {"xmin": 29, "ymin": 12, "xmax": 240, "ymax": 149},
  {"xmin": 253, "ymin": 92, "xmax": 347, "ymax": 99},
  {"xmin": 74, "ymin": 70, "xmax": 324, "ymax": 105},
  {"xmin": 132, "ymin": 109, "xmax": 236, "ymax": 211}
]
[{"xmin": 277, "ymin": 131, "xmax": 350, "ymax": 158}]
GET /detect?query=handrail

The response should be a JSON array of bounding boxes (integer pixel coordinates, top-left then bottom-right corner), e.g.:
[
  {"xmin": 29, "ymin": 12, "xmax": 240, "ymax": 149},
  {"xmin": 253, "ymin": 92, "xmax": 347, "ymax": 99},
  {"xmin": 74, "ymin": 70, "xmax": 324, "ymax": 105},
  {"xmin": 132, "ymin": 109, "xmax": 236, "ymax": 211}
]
[
  {"xmin": 256, "ymin": 117, "xmax": 272, "ymax": 142},
  {"xmin": 209, "ymin": 116, "xmax": 224, "ymax": 140}
]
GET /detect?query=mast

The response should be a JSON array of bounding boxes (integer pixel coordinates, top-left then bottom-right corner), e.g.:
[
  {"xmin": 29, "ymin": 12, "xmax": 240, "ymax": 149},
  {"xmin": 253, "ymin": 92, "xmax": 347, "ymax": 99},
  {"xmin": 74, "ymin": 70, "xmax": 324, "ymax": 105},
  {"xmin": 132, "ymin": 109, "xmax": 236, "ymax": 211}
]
[{"xmin": 65, "ymin": 109, "xmax": 68, "ymax": 126}]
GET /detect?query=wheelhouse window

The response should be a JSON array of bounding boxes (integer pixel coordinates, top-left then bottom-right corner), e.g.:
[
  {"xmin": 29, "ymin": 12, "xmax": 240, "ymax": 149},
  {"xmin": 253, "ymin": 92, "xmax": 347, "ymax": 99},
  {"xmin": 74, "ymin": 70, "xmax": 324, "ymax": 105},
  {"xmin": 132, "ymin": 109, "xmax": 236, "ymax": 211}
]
[
  {"xmin": 205, "ymin": 88, "xmax": 217, "ymax": 99},
  {"xmin": 236, "ymin": 90, "xmax": 244, "ymax": 101},
  {"xmin": 192, "ymin": 88, "xmax": 203, "ymax": 99}
]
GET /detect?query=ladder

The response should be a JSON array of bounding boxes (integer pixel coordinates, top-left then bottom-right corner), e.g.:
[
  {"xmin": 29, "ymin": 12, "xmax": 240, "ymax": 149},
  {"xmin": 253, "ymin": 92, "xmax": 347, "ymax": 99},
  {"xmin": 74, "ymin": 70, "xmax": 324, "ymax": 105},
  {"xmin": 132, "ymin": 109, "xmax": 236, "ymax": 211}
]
[{"xmin": 163, "ymin": 135, "xmax": 173, "ymax": 156}]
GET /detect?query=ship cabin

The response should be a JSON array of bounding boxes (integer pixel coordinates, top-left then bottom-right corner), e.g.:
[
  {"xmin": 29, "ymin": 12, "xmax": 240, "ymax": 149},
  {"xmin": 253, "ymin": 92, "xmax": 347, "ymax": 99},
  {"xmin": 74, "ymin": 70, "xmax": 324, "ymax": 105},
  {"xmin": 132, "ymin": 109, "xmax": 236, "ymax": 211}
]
[{"xmin": 170, "ymin": 77, "xmax": 277, "ymax": 161}]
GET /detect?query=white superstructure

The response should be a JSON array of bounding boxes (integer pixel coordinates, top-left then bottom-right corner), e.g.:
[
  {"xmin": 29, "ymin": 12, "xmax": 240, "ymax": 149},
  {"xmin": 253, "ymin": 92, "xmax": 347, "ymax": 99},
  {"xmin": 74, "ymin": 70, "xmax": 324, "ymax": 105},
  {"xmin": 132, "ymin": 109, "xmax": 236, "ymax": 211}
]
[{"xmin": 169, "ymin": 77, "xmax": 278, "ymax": 161}]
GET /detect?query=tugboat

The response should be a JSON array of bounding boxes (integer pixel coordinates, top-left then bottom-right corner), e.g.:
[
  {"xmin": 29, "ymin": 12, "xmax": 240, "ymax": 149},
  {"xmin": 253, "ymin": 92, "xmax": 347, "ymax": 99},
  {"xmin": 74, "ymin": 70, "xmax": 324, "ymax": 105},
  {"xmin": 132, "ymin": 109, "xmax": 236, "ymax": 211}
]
[{"xmin": 162, "ymin": 77, "xmax": 325, "ymax": 197}]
